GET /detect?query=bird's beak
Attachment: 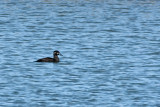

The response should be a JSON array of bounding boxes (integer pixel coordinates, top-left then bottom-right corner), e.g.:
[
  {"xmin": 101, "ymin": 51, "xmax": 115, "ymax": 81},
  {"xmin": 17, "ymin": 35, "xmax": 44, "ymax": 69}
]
[{"xmin": 59, "ymin": 53, "xmax": 63, "ymax": 56}]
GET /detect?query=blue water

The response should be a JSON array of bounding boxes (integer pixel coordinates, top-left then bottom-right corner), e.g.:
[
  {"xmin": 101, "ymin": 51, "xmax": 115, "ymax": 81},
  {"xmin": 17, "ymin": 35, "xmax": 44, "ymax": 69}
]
[{"xmin": 0, "ymin": 0, "xmax": 160, "ymax": 107}]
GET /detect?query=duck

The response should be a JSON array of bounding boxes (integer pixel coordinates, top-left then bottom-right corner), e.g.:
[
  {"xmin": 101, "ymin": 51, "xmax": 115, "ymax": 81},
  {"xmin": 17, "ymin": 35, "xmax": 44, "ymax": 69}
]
[{"xmin": 36, "ymin": 50, "xmax": 62, "ymax": 62}]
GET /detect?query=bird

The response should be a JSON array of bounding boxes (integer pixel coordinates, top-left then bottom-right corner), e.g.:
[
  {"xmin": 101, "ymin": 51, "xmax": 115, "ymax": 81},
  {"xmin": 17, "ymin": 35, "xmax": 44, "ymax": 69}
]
[{"xmin": 36, "ymin": 50, "xmax": 62, "ymax": 62}]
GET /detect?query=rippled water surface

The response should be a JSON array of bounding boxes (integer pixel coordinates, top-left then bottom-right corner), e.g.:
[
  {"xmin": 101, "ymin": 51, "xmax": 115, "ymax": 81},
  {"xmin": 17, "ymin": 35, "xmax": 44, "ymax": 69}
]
[{"xmin": 0, "ymin": 0, "xmax": 160, "ymax": 107}]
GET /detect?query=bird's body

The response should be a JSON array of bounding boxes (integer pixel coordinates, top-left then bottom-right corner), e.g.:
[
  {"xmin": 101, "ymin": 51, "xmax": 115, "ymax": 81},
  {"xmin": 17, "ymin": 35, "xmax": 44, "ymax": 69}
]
[
  {"xmin": 36, "ymin": 57, "xmax": 58, "ymax": 62},
  {"xmin": 36, "ymin": 50, "xmax": 62, "ymax": 62}
]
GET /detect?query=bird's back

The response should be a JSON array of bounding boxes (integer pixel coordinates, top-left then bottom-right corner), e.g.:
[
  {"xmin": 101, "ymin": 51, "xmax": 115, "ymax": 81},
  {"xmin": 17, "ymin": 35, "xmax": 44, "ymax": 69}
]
[{"xmin": 36, "ymin": 57, "xmax": 55, "ymax": 62}]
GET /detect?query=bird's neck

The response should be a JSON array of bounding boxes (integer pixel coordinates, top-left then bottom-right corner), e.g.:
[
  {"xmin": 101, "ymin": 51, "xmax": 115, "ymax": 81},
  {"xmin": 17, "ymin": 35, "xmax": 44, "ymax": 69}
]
[{"xmin": 54, "ymin": 55, "xmax": 59, "ymax": 61}]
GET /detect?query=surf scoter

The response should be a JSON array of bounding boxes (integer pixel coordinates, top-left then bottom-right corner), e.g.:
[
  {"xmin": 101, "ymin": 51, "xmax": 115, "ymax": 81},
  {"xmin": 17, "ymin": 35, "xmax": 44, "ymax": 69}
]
[{"xmin": 36, "ymin": 50, "xmax": 62, "ymax": 62}]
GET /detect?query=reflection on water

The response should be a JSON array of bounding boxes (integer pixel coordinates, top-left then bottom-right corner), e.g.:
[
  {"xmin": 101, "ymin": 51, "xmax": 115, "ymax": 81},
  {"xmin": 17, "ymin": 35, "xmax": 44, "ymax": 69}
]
[{"xmin": 0, "ymin": 0, "xmax": 160, "ymax": 107}]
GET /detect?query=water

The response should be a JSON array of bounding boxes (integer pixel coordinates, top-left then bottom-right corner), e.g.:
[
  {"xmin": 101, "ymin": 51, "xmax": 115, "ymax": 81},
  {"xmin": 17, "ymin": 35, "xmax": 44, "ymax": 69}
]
[{"xmin": 0, "ymin": 0, "xmax": 160, "ymax": 107}]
